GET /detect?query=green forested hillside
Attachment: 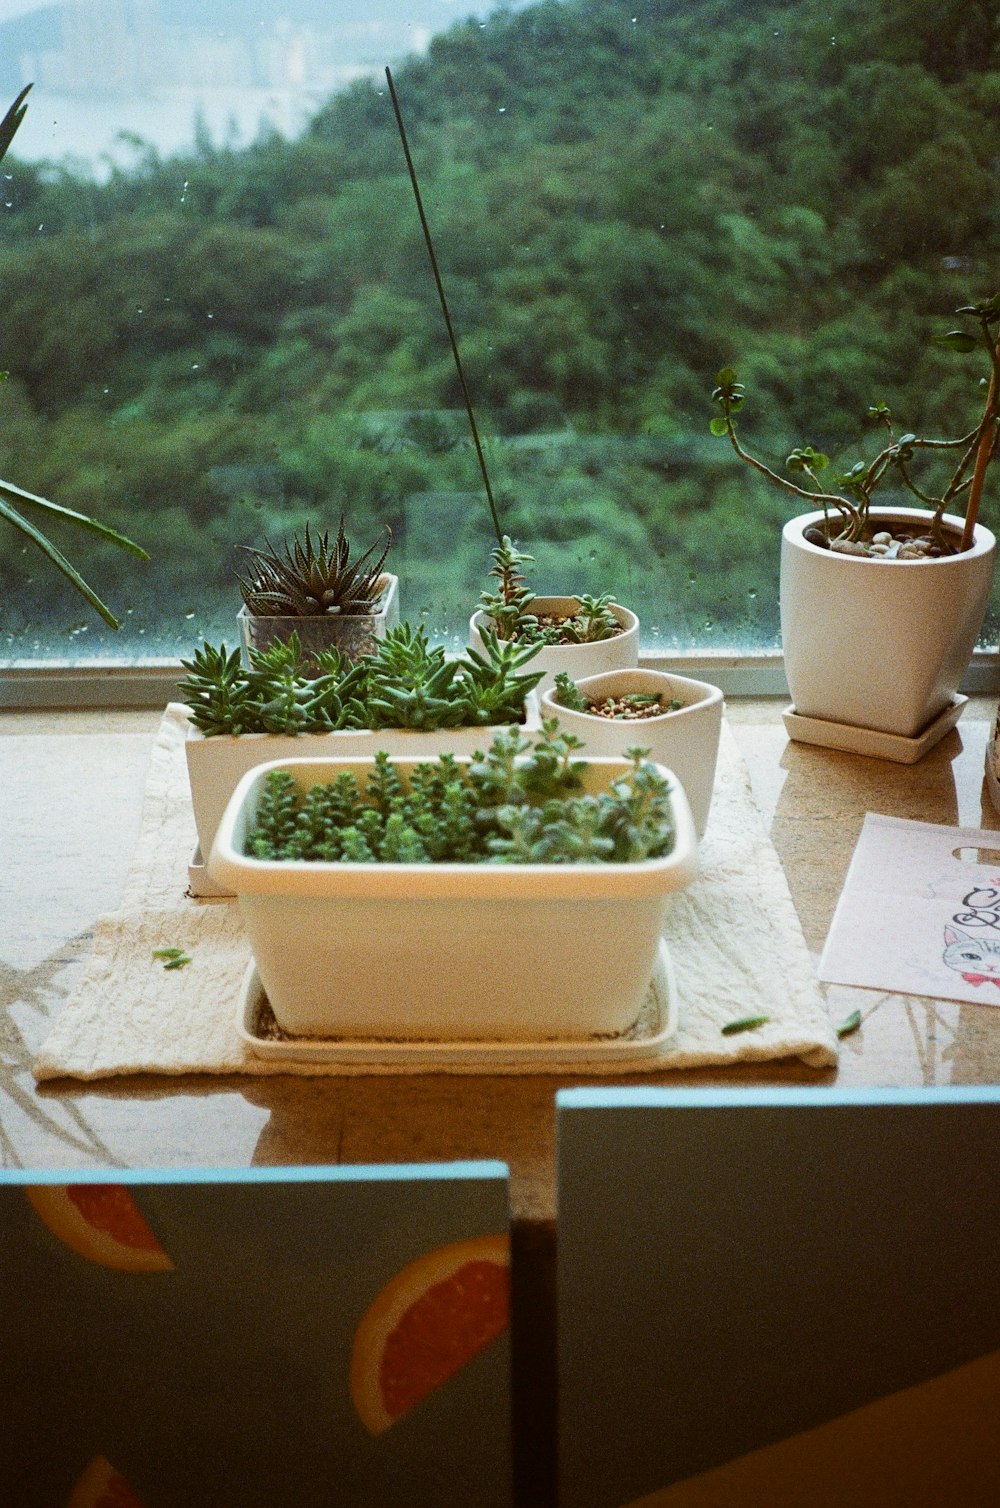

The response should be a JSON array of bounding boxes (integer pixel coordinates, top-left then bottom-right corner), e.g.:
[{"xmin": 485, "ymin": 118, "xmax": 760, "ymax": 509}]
[{"xmin": 2, "ymin": 0, "xmax": 998, "ymax": 653}]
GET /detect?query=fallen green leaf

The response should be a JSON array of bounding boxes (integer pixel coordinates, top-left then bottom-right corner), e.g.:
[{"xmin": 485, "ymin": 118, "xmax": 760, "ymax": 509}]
[
  {"xmin": 836, "ymin": 1009, "xmax": 862, "ymax": 1038},
  {"xmin": 152, "ymin": 948, "xmax": 186, "ymax": 960},
  {"xmin": 163, "ymin": 955, "xmax": 193, "ymax": 971},
  {"xmin": 721, "ymin": 1014, "xmax": 770, "ymax": 1036}
]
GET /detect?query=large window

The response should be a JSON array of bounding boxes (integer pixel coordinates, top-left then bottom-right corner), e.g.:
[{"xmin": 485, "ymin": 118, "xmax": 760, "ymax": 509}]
[{"xmin": 2, "ymin": 0, "xmax": 998, "ymax": 665}]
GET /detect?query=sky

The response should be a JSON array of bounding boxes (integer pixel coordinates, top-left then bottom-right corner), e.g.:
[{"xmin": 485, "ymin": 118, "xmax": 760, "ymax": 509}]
[{"xmin": 0, "ymin": 0, "xmax": 515, "ymax": 169}]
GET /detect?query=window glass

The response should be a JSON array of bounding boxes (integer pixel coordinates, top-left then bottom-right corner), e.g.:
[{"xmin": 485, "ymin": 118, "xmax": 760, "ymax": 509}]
[{"xmin": 1, "ymin": 0, "xmax": 997, "ymax": 663}]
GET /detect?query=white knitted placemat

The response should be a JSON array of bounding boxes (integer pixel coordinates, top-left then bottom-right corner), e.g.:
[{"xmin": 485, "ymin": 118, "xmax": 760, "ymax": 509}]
[{"xmin": 34, "ymin": 706, "xmax": 837, "ymax": 1079}]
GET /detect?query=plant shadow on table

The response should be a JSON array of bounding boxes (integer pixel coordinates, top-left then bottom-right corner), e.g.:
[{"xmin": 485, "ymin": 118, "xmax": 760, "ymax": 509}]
[{"xmin": 0, "ymin": 939, "xmax": 126, "ymax": 1165}]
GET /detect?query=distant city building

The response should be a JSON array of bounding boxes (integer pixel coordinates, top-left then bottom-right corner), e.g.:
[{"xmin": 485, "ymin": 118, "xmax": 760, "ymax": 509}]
[{"xmin": 24, "ymin": 0, "xmax": 356, "ymax": 96}]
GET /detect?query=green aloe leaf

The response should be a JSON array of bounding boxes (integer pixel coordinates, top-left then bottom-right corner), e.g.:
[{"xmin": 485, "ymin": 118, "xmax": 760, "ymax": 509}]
[
  {"xmin": 0, "ymin": 476, "xmax": 149, "ymax": 557},
  {"xmin": 721, "ymin": 1014, "xmax": 770, "ymax": 1035},
  {"xmin": 0, "ymin": 493, "xmax": 133, "ymax": 629},
  {"xmin": 0, "ymin": 83, "xmax": 30, "ymax": 163}
]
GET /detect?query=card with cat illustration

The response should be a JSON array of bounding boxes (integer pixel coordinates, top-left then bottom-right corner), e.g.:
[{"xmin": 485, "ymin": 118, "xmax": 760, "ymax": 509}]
[{"xmin": 820, "ymin": 813, "xmax": 1000, "ymax": 1004}]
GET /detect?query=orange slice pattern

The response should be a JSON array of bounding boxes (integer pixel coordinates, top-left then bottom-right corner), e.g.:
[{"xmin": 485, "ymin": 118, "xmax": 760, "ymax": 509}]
[
  {"xmin": 350, "ymin": 1232, "xmax": 510, "ymax": 1433},
  {"xmin": 67, "ymin": 1455, "xmax": 146, "ymax": 1508},
  {"xmin": 26, "ymin": 1185, "xmax": 173, "ymax": 1273}
]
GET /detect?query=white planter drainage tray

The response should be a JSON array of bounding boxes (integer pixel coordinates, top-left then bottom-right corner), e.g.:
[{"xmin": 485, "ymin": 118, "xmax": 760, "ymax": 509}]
[
  {"xmin": 208, "ymin": 753, "xmax": 698, "ymax": 1043},
  {"xmin": 234, "ymin": 940, "xmax": 678, "ymax": 1068}
]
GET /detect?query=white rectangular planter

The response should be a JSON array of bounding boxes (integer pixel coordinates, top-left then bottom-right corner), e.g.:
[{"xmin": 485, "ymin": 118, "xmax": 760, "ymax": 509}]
[
  {"xmin": 183, "ymin": 693, "xmax": 541, "ymax": 872},
  {"xmin": 207, "ymin": 754, "xmax": 698, "ymax": 1041}
]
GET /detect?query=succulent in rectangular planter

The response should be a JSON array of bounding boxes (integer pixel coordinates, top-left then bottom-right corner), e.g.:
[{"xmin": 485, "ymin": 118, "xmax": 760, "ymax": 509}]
[
  {"xmin": 179, "ymin": 623, "xmax": 545, "ymax": 866},
  {"xmin": 207, "ymin": 724, "xmax": 698, "ymax": 1040},
  {"xmin": 237, "ymin": 517, "xmax": 397, "ymax": 667}
]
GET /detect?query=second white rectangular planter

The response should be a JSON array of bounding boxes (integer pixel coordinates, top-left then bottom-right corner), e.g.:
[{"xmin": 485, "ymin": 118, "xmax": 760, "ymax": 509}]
[
  {"xmin": 208, "ymin": 754, "xmax": 698, "ymax": 1041},
  {"xmin": 183, "ymin": 695, "xmax": 541, "ymax": 871}
]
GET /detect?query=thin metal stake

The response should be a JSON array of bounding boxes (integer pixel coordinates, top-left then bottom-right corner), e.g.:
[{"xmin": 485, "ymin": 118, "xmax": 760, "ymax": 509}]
[{"xmin": 385, "ymin": 65, "xmax": 504, "ymax": 547}]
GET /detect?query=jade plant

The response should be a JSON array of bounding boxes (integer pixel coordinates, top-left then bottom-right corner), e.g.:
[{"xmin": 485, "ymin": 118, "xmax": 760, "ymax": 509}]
[
  {"xmin": 180, "ymin": 622, "xmax": 543, "ymax": 736},
  {"xmin": 237, "ymin": 517, "xmax": 391, "ymax": 617},
  {"xmin": 243, "ymin": 721, "xmax": 676, "ymax": 865},
  {"xmin": 710, "ymin": 292, "xmax": 1000, "ymax": 558},
  {"xmin": 552, "ymin": 671, "xmax": 681, "ymax": 720},
  {"xmin": 0, "ymin": 86, "xmax": 148, "ymax": 627}
]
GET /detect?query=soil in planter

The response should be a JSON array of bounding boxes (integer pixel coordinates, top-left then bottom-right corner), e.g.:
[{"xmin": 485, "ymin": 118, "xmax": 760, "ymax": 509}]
[
  {"xmin": 803, "ymin": 524, "xmax": 960, "ymax": 560},
  {"xmin": 503, "ymin": 608, "xmax": 627, "ymax": 645},
  {"xmin": 582, "ymin": 693, "xmax": 683, "ymax": 721}
]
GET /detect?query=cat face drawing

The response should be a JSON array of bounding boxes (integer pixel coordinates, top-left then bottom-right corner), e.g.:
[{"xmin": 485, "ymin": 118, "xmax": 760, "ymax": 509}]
[{"xmin": 943, "ymin": 926, "xmax": 1000, "ymax": 987}]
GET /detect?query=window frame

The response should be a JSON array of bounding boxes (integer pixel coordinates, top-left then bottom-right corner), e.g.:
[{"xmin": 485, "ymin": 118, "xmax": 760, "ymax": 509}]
[{"xmin": 3, "ymin": 650, "xmax": 999, "ymax": 709}]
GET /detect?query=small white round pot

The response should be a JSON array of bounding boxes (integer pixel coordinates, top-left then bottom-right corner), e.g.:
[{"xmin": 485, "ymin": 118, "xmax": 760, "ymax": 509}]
[
  {"xmin": 468, "ymin": 597, "xmax": 639, "ymax": 697},
  {"xmin": 540, "ymin": 668, "xmax": 723, "ymax": 838},
  {"xmin": 781, "ymin": 508, "xmax": 996, "ymax": 737}
]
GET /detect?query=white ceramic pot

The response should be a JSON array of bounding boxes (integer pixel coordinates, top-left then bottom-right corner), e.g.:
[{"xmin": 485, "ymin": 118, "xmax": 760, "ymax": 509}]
[
  {"xmin": 183, "ymin": 693, "xmax": 541, "ymax": 876},
  {"xmin": 238, "ymin": 573, "xmax": 400, "ymax": 667},
  {"xmin": 468, "ymin": 597, "xmax": 639, "ymax": 697},
  {"xmin": 207, "ymin": 753, "xmax": 698, "ymax": 1040},
  {"xmin": 781, "ymin": 509, "xmax": 996, "ymax": 737},
  {"xmin": 540, "ymin": 669, "xmax": 723, "ymax": 838}
]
